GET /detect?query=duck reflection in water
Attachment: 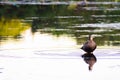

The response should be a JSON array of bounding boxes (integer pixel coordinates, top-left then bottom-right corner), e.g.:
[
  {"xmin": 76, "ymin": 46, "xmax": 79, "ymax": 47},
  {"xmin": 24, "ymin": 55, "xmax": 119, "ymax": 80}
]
[{"xmin": 82, "ymin": 53, "xmax": 97, "ymax": 71}]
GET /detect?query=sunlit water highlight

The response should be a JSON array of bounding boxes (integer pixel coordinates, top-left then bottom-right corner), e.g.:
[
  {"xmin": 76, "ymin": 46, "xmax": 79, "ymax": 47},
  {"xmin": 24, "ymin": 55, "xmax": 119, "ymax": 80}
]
[
  {"xmin": 0, "ymin": 48, "xmax": 120, "ymax": 80},
  {"xmin": 0, "ymin": 28, "xmax": 77, "ymax": 50}
]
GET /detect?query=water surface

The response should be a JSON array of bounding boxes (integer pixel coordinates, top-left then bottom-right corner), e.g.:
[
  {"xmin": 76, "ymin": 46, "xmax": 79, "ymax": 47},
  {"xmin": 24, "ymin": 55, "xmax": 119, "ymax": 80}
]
[{"xmin": 0, "ymin": 1, "xmax": 120, "ymax": 80}]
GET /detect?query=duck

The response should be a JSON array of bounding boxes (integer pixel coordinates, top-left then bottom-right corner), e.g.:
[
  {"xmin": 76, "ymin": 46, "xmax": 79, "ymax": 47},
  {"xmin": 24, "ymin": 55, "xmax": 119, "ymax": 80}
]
[{"xmin": 81, "ymin": 35, "xmax": 97, "ymax": 53}]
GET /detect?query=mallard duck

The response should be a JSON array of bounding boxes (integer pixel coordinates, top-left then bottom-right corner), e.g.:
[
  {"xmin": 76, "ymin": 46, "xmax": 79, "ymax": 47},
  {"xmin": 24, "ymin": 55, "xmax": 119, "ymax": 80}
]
[{"xmin": 81, "ymin": 35, "xmax": 97, "ymax": 53}]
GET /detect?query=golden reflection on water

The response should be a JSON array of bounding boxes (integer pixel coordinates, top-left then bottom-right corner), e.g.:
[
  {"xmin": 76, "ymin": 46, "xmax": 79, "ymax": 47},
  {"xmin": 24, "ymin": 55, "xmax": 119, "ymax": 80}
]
[
  {"xmin": 1, "ymin": 28, "xmax": 77, "ymax": 50},
  {"xmin": 0, "ymin": 18, "xmax": 29, "ymax": 36}
]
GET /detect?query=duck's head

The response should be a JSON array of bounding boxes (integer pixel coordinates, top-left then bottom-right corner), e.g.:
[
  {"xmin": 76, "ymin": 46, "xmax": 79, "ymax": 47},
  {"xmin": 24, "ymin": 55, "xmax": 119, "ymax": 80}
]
[{"xmin": 88, "ymin": 34, "xmax": 94, "ymax": 40}]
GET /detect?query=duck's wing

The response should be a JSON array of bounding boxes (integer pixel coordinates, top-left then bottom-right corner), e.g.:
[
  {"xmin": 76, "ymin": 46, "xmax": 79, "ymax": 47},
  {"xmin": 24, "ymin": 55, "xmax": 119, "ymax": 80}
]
[
  {"xmin": 92, "ymin": 43, "xmax": 97, "ymax": 51},
  {"xmin": 81, "ymin": 41, "xmax": 89, "ymax": 49}
]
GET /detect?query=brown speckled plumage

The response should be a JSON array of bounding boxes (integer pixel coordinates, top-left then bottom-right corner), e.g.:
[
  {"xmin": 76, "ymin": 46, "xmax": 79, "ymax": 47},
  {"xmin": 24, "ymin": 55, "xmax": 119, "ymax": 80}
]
[{"xmin": 81, "ymin": 35, "xmax": 97, "ymax": 53}]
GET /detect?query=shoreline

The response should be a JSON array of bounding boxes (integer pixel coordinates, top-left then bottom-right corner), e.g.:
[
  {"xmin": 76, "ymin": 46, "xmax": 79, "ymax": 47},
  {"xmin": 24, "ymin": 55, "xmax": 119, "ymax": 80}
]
[{"xmin": 0, "ymin": 1, "xmax": 120, "ymax": 5}]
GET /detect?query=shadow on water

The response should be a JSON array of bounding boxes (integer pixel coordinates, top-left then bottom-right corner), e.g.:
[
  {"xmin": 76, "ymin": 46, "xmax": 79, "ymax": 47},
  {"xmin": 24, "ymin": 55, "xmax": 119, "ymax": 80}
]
[{"xmin": 81, "ymin": 53, "xmax": 97, "ymax": 71}]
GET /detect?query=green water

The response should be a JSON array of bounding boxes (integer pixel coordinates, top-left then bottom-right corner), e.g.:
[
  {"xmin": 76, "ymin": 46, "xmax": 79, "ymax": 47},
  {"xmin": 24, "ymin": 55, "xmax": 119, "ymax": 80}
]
[{"xmin": 0, "ymin": 2, "xmax": 120, "ymax": 48}]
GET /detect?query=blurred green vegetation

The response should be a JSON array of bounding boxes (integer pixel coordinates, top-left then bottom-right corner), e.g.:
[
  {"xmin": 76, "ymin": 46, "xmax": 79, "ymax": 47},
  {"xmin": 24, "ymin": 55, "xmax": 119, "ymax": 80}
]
[{"xmin": 0, "ymin": 18, "xmax": 30, "ymax": 38}]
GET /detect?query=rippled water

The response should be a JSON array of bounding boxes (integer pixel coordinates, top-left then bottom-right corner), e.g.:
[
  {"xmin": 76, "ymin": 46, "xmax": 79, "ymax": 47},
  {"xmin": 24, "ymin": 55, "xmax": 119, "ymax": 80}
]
[{"xmin": 0, "ymin": 1, "xmax": 120, "ymax": 80}]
